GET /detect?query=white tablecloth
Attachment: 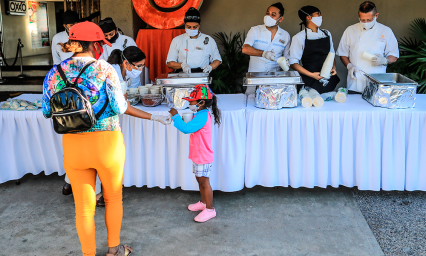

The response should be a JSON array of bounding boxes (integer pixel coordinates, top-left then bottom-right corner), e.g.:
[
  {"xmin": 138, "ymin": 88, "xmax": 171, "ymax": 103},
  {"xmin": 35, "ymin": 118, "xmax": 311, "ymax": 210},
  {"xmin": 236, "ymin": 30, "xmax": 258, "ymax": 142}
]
[
  {"xmin": 0, "ymin": 94, "xmax": 246, "ymax": 192},
  {"xmin": 245, "ymin": 95, "xmax": 426, "ymax": 191}
]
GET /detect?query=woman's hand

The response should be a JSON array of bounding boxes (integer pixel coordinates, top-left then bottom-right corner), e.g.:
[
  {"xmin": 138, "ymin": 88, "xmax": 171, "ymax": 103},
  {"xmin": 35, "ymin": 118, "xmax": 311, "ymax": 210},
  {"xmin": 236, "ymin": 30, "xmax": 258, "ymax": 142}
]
[
  {"xmin": 169, "ymin": 108, "xmax": 178, "ymax": 116},
  {"xmin": 310, "ymin": 72, "xmax": 323, "ymax": 81},
  {"xmin": 330, "ymin": 67, "xmax": 337, "ymax": 76},
  {"xmin": 124, "ymin": 93, "xmax": 128, "ymax": 100}
]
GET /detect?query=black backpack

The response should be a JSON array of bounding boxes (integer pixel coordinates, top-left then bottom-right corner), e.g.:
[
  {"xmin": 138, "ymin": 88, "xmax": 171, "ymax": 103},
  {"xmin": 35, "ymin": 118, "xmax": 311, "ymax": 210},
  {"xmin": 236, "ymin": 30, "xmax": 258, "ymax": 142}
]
[{"xmin": 49, "ymin": 60, "xmax": 109, "ymax": 134}]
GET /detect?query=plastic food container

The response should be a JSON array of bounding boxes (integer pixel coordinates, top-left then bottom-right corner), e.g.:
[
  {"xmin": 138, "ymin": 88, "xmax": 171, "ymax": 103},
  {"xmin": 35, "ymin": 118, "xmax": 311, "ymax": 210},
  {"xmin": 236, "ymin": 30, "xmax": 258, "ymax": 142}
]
[{"xmin": 140, "ymin": 94, "xmax": 164, "ymax": 107}]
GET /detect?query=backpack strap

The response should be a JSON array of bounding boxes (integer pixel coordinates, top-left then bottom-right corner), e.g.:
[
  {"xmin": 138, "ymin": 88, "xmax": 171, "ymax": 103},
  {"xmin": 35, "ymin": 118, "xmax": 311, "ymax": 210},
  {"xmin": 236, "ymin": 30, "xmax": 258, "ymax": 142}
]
[
  {"xmin": 95, "ymin": 97, "xmax": 109, "ymax": 120},
  {"xmin": 56, "ymin": 60, "xmax": 96, "ymax": 87}
]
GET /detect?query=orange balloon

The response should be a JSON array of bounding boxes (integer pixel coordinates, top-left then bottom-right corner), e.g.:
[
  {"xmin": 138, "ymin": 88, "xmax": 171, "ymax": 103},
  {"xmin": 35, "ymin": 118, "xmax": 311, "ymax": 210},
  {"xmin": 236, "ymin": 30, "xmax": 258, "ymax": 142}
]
[
  {"xmin": 132, "ymin": 0, "xmax": 203, "ymax": 29},
  {"xmin": 154, "ymin": 0, "xmax": 181, "ymax": 8}
]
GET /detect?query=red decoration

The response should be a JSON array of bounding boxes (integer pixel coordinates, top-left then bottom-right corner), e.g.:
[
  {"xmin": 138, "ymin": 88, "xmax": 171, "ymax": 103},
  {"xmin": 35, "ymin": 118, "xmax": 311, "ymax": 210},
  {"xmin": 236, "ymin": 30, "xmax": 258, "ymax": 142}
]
[
  {"xmin": 132, "ymin": 0, "xmax": 203, "ymax": 29},
  {"xmin": 154, "ymin": 0, "xmax": 181, "ymax": 8}
]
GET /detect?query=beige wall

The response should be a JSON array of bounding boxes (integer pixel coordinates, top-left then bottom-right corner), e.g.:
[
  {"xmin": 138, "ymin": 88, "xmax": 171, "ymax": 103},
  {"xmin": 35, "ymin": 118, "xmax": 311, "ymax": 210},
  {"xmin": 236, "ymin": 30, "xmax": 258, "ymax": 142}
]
[
  {"xmin": 1, "ymin": 1, "xmax": 57, "ymax": 58},
  {"xmin": 102, "ymin": 0, "xmax": 426, "ymax": 85}
]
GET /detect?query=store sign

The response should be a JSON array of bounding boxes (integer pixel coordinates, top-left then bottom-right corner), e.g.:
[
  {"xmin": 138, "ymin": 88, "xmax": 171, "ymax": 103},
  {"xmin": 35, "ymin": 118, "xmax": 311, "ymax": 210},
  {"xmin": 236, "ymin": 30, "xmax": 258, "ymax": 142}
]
[{"xmin": 5, "ymin": 0, "xmax": 27, "ymax": 16}]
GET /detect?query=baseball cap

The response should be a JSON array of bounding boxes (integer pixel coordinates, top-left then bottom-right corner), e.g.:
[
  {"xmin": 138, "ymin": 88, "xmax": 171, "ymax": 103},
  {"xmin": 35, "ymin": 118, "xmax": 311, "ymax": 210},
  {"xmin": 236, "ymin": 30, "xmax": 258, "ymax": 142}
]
[
  {"xmin": 68, "ymin": 21, "xmax": 112, "ymax": 47},
  {"xmin": 183, "ymin": 84, "xmax": 214, "ymax": 101}
]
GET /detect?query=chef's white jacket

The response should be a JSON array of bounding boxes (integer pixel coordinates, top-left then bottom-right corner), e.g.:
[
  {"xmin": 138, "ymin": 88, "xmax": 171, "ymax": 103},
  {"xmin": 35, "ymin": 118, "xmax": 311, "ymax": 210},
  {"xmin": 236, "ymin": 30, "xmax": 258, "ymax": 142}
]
[
  {"xmin": 337, "ymin": 22, "xmax": 399, "ymax": 92},
  {"xmin": 166, "ymin": 32, "xmax": 222, "ymax": 69},
  {"xmin": 51, "ymin": 31, "xmax": 74, "ymax": 65},
  {"xmin": 99, "ymin": 34, "xmax": 140, "ymax": 88},
  {"xmin": 288, "ymin": 28, "xmax": 335, "ymax": 65},
  {"xmin": 244, "ymin": 25, "xmax": 291, "ymax": 72}
]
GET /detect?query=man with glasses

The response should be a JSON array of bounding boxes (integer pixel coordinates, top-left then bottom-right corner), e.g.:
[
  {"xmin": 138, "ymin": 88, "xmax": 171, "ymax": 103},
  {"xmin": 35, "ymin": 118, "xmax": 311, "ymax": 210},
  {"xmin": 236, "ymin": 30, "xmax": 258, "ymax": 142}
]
[
  {"xmin": 242, "ymin": 2, "xmax": 291, "ymax": 94},
  {"xmin": 51, "ymin": 11, "xmax": 79, "ymax": 65},
  {"xmin": 337, "ymin": 1, "xmax": 399, "ymax": 94},
  {"xmin": 99, "ymin": 17, "xmax": 140, "ymax": 88},
  {"xmin": 166, "ymin": 7, "xmax": 222, "ymax": 74}
]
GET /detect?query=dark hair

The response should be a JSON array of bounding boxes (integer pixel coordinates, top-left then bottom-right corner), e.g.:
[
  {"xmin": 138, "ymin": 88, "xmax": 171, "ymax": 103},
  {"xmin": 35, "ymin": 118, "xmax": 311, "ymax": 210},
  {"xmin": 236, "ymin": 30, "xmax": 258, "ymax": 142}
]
[
  {"xmin": 298, "ymin": 5, "xmax": 321, "ymax": 30},
  {"xmin": 269, "ymin": 2, "xmax": 285, "ymax": 17},
  {"xmin": 198, "ymin": 95, "xmax": 221, "ymax": 126},
  {"xmin": 62, "ymin": 10, "xmax": 79, "ymax": 24},
  {"xmin": 359, "ymin": 1, "xmax": 377, "ymax": 14},
  {"xmin": 60, "ymin": 40, "xmax": 92, "ymax": 53},
  {"xmin": 99, "ymin": 17, "xmax": 117, "ymax": 33},
  {"xmin": 107, "ymin": 46, "xmax": 146, "ymax": 65}
]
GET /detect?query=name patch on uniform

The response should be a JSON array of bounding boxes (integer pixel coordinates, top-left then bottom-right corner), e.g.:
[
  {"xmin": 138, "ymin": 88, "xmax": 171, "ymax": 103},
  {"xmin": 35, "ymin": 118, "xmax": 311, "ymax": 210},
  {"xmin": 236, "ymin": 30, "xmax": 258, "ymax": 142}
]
[
  {"xmin": 196, "ymin": 47, "xmax": 203, "ymax": 50},
  {"xmin": 379, "ymin": 35, "xmax": 385, "ymax": 42},
  {"xmin": 279, "ymin": 39, "xmax": 286, "ymax": 44}
]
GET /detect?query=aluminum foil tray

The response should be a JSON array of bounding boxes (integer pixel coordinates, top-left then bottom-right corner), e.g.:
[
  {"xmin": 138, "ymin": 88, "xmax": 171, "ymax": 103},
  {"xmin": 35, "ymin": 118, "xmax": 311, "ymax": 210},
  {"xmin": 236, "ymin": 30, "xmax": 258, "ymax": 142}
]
[
  {"xmin": 362, "ymin": 73, "xmax": 418, "ymax": 109},
  {"xmin": 255, "ymin": 85, "xmax": 298, "ymax": 109},
  {"xmin": 244, "ymin": 71, "xmax": 304, "ymax": 86},
  {"xmin": 164, "ymin": 87, "xmax": 194, "ymax": 110},
  {"xmin": 155, "ymin": 72, "xmax": 212, "ymax": 87}
]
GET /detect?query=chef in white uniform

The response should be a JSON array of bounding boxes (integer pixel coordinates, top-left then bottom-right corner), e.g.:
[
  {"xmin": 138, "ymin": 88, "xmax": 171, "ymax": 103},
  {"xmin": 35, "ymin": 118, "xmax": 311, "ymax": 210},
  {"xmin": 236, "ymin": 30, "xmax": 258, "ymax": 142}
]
[
  {"xmin": 51, "ymin": 11, "xmax": 79, "ymax": 65},
  {"xmin": 242, "ymin": 2, "xmax": 291, "ymax": 94},
  {"xmin": 166, "ymin": 7, "xmax": 222, "ymax": 74},
  {"xmin": 99, "ymin": 17, "xmax": 140, "ymax": 88},
  {"xmin": 336, "ymin": 1, "xmax": 399, "ymax": 93}
]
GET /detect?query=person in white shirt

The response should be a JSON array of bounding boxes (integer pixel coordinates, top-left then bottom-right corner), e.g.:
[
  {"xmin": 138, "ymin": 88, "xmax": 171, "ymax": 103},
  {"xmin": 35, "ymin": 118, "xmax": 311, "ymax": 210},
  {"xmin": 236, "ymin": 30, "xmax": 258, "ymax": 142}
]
[
  {"xmin": 289, "ymin": 5, "xmax": 340, "ymax": 93},
  {"xmin": 242, "ymin": 2, "xmax": 291, "ymax": 94},
  {"xmin": 166, "ymin": 7, "xmax": 222, "ymax": 74},
  {"xmin": 99, "ymin": 17, "xmax": 140, "ymax": 88},
  {"xmin": 107, "ymin": 47, "xmax": 146, "ymax": 93},
  {"xmin": 51, "ymin": 11, "xmax": 79, "ymax": 65},
  {"xmin": 336, "ymin": 1, "xmax": 399, "ymax": 94}
]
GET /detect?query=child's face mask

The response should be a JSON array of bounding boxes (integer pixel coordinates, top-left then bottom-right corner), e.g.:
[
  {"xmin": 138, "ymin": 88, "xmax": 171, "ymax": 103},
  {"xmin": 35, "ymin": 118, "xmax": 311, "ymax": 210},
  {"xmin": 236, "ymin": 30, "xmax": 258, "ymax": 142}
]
[{"xmin": 188, "ymin": 101, "xmax": 203, "ymax": 113}]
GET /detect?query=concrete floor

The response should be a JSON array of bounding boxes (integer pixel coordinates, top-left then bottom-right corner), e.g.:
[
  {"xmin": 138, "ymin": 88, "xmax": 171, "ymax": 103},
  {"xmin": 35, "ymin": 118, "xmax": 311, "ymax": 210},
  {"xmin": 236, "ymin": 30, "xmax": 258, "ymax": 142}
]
[{"xmin": 0, "ymin": 173, "xmax": 384, "ymax": 256}]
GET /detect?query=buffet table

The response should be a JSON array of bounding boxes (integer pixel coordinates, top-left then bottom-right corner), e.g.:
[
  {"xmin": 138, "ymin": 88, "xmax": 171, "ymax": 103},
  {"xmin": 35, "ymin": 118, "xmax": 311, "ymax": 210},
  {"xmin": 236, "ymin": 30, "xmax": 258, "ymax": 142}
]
[
  {"xmin": 0, "ymin": 94, "xmax": 246, "ymax": 192},
  {"xmin": 245, "ymin": 94, "xmax": 426, "ymax": 191}
]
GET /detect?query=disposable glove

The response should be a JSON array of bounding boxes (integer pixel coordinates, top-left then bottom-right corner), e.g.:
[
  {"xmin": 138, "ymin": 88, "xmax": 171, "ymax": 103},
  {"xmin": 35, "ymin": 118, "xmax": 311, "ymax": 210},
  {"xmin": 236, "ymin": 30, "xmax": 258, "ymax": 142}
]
[
  {"xmin": 181, "ymin": 63, "xmax": 191, "ymax": 73},
  {"xmin": 202, "ymin": 64, "xmax": 213, "ymax": 73},
  {"xmin": 347, "ymin": 63, "xmax": 359, "ymax": 80},
  {"xmin": 151, "ymin": 114, "xmax": 172, "ymax": 125},
  {"xmin": 371, "ymin": 54, "xmax": 388, "ymax": 66},
  {"xmin": 262, "ymin": 50, "xmax": 276, "ymax": 61}
]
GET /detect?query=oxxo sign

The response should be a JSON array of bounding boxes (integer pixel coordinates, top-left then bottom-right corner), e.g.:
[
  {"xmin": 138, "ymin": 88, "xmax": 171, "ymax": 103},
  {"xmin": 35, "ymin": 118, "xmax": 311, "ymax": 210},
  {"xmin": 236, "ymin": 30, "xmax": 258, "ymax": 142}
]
[{"xmin": 5, "ymin": 0, "xmax": 27, "ymax": 16}]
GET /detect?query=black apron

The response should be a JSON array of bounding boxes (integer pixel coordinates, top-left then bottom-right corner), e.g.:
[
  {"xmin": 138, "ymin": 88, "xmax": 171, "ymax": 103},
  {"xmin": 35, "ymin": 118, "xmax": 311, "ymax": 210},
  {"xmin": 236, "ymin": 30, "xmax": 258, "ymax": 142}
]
[
  {"xmin": 171, "ymin": 67, "xmax": 203, "ymax": 73},
  {"xmin": 300, "ymin": 28, "xmax": 340, "ymax": 94}
]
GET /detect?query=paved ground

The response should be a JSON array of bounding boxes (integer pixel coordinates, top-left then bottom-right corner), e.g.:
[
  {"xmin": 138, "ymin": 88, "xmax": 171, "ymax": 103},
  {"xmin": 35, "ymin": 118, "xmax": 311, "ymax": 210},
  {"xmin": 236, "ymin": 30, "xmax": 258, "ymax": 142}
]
[
  {"xmin": 353, "ymin": 190, "xmax": 426, "ymax": 256},
  {"xmin": 0, "ymin": 173, "xmax": 383, "ymax": 256}
]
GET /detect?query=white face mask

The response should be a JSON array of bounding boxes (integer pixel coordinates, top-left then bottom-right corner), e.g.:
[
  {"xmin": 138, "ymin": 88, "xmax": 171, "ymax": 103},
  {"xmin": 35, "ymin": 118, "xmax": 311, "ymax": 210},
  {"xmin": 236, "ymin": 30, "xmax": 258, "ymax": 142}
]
[
  {"xmin": 126, "ymin": 67, "xmax": 142, "ymax": 79},
  {"xmin": 188, "ymin": 102, "xmax": 202, "ymax": 113},
  {"xmin": 359, "ymin": 17, "xmax": 377, "ymax": 30},
  {"xmin": 311, "ymin": 16, "xmax": 323, "ymax": 27},
  {"xmin": 264, "ymin": 15, "xmax": 278, "ymax": 27},
  {"xmin": 185, "ymin": 28, "xmax": 199, "ymax": 37}
]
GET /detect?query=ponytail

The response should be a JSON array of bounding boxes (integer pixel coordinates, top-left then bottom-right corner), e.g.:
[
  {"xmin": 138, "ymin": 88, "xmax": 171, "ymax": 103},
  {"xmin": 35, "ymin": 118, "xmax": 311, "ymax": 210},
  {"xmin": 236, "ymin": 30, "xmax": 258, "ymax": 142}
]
[
  {"xmin": 201, "ymin": 95, "xmax": 221, "ymax": 126},
  {"xmin": 107, "ymin": 49, "xmax": 123, "ymax": 65}
]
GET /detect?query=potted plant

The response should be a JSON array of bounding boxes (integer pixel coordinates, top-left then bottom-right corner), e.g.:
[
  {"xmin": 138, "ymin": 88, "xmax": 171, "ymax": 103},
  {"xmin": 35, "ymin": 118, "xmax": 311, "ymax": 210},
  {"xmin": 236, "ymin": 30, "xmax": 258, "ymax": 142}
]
[{"xmin": 389, "ymin": 18, "xmax": 426, "ymax": 93}]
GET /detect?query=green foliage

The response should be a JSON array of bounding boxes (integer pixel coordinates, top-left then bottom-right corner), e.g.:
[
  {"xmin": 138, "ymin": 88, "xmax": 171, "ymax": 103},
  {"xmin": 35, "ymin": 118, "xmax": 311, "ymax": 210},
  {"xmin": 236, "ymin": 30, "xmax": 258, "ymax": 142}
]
[
  {"xmin": 389, "ymin": 18, "xmax": 426, "ymax": 93},
  {"xmin": 210, "ymin": 32, "xmax": 250, "ymax": 94}
]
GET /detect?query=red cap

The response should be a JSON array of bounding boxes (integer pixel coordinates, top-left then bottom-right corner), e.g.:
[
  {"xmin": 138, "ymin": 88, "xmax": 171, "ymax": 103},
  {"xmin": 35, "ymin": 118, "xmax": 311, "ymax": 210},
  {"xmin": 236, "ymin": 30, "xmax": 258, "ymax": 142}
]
[
  {"xmin": 183, "ymin": 84, "xmax": 214, "ymax": 102},
  {"xmin": 68, "ymin": 21, "xmax": 112, "ymax": 47}
]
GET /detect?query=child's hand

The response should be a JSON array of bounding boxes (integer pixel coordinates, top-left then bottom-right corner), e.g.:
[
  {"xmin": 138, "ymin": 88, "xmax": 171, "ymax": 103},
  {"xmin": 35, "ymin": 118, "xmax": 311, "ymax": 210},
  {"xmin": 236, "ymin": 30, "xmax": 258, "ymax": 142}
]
[{"xmin": 169, "ymin": 108, "xmax": 178, "ymax": 116}]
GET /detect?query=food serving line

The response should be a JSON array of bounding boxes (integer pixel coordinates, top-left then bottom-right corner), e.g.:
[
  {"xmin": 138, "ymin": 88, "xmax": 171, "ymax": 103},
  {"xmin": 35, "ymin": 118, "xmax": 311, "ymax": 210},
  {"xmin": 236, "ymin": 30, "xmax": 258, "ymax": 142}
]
[{"xmin": 1, "ymin": 72, "xmax": 426, "ymax": 191}]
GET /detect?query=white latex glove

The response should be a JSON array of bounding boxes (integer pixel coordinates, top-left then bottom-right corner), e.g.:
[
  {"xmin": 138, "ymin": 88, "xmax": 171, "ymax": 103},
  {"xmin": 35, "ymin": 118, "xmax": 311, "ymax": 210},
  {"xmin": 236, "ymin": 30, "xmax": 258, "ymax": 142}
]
[
  {"xmin": 347, "ymin": 63, "xmax": 359, "ymax": 80},
  {"xmin": 151, "ymin": 114, "xmax": 172, "ymax": 125},
  {"xmin": 371, "ymin": 54, "xmax": 388, "ymax": 66},
  {"xmin": 202, "ymin": 64, "xmax": 213, "ymax": 73},
  {"xmin": 262, "ymin": 50, "xmax": 276, "ymax": 61},
  {"xmin": 181, "ymin": 63, "xmax": 191, "ymax": 73}
]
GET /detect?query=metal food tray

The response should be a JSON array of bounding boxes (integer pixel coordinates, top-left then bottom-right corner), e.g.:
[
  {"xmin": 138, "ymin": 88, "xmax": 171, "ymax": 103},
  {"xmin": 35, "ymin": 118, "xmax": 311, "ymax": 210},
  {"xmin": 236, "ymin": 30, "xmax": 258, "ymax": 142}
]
[
  {"xmin": 155, "ymin": 72, "xmax": 212, "ymax": 87},
  {"xmin": 243, "ymin": 71, "xmax": 304, "ymax": 86},
  {"xmin": 362, "ymin": 73, "xmax": 419, "ymax": 109}
]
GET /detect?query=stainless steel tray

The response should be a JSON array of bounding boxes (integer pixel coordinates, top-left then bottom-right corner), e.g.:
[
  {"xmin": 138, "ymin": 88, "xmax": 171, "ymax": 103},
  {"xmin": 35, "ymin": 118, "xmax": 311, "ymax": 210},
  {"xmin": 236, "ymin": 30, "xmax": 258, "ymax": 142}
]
[
  {"xmin": 363, "ymin": 73, "xmax": 418, "ymax": 86},
  {"xmin": 155, "ymin": 72, "xmax": 212, "ymax": 87},
  {"xmin": 243, "ymin": 71, "xmax": 304, "ymax": 86}
]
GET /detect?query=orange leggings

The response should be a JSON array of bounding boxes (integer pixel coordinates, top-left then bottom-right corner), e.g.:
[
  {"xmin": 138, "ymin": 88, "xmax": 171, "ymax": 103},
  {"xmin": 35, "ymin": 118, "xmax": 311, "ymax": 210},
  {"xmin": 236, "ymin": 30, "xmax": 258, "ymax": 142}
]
[{"xmin": 63, "ymin": 131, "xmax": 125, "ymax": 256}]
